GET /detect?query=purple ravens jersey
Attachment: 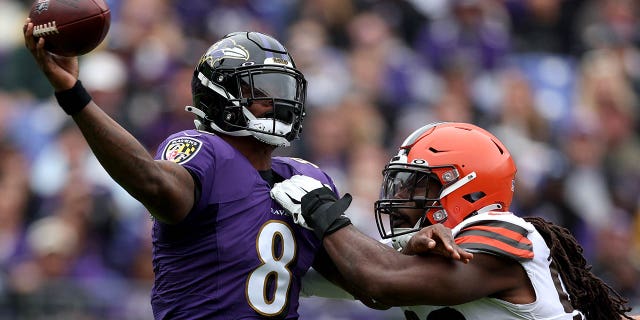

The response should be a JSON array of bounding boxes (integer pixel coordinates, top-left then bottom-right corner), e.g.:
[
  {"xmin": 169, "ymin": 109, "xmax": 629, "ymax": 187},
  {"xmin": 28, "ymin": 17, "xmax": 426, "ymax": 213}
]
[{"xmin": 150, "ymin": 130, "xmax": 336, "ymax": 319}]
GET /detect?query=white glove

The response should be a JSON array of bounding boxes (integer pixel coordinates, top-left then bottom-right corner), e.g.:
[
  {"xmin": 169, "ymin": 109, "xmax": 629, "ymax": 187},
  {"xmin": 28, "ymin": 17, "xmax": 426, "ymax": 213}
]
[{"xmin": 270, "ymin": 175, "xmax": 327, "ymax": 230}]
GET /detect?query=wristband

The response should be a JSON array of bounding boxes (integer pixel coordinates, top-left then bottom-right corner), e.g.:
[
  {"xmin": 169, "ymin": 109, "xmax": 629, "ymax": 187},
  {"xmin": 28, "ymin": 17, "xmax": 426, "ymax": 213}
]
[
  {"xmin": 54, "ymin": 80, "xmax": 92, "ymax": 115},
  {"xmin": 325, "ymin": 213, "xmax": 352, "ymax": 236},
  {"xmin": 301, "ymin": 187, "xmax": 353, "ymax": 239}
]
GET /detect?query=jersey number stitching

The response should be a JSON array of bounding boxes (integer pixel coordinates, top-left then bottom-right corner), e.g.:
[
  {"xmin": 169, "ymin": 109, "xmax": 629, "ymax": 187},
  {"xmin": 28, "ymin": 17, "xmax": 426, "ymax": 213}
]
[{"xmin": 246, "ymin": 220, "xmax": 297, "ymax": 316}]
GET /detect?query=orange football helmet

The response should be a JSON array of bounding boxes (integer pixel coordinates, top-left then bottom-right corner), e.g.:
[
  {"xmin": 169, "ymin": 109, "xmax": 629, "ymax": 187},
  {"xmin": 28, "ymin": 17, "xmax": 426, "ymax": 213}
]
[{"xmin": 375, "ymin": 122, "xmax": 517, "ymax": 239}]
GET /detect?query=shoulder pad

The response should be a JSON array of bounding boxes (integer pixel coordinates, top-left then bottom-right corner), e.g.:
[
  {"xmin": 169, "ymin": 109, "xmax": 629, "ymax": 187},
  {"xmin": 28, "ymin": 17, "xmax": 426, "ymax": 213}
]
[{"xmin": 454, "ymin": 216, "xmax": 534, "ymax": 261}]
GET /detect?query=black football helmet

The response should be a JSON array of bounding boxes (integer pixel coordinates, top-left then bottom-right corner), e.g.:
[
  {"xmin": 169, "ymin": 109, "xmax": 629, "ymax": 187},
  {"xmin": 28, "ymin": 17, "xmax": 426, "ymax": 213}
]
[{"xmin": 187, "ymin": 31, "xmax": 307, "ymax": 146}]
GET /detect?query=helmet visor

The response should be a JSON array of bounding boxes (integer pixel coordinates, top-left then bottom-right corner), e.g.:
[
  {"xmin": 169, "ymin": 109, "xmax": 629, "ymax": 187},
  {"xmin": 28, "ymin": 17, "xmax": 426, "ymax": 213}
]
[
  {"xmin": 380, "ymin": 170, "xmax": 433, "ymax": 201},
  {"xmin": 238, "ymin": 69, "xmax": 306, "ymax": 128},
  {"xmin": 240, "ymin": 72, "xmax": 303, "ymax": 101}
]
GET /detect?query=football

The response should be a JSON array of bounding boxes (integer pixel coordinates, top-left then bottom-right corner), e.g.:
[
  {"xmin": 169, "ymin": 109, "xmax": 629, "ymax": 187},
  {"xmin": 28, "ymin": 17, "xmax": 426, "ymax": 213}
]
[{"xmin": 28, "ymin": 0, "xmax": 111, "ymax": 57}]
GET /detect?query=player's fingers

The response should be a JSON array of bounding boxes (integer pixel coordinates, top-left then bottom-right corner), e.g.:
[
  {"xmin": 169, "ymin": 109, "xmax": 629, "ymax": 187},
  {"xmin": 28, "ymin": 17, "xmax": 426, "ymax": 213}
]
[
  {"xmin": 418, "ymin": 229, "xmax": 437, "ymax": 249},
  {"xmin": 431, "ymin": 224, "xmax": 456, "ymax": 251},
  {"xmin": 271, "ymin": 183, "xmax": 291, "ymax": 203},
  {"xmin": 281, "ymin": 180, "xmax": 305, "ymax": 202},
  {"xmin": 289, "ymin": 175, "xmax": 305, "ymax": 184},
  {"xmin": 23, "ymin": 18, "xmax": 30, "ymax": 35},
  {"xmin": 293, "ymin": 175, "xmax": 324, "ymax": 192},
  {"xmin": 273, "ymin": 182, "xmax": 305, "ymax": 216},
  {"xmin": 24, "ymin": 21, "xmax": 36, "ymax": 50},
  {"xmin": 37, "ymin": 37, "xmax": 45, "ymax": 50},
  {"xmin": 402, "ymin": 232, "xmax": 433, "ymax": 255},
  {"xmin": 458, "ymin": 248, "xmax": 474, "ymax": 263},
  {"xmin": 289, "ymin": 175, "xmax": 308, "ymax": 191},
  {"xmin": 35, "ymin": 37, "xmax": 48, "ymax": 62},
  {"xmin": 270, "ymin": 183, "xmax": 283, "ymax": 199},
  {"xmin": 291, "ymin": 175, "xmax": 313, "ymax": 185},
  {"xmin": 430, "ymin": 225, "xmax": 474, "ymax": 262}
]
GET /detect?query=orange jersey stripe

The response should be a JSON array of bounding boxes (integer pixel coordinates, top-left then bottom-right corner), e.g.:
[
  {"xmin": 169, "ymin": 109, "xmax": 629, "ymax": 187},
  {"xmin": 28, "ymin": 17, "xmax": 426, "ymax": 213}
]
[
  {"xmin": 456, "ymin": 234, "xmax": 534, "ymax": 260},
  {"xmin": 455, "ymin": 220, "xmax": 534, "ymax": 261},
  {"xmin": 464, "ymin": 225, "xmax": 529, "ymax": 243}
]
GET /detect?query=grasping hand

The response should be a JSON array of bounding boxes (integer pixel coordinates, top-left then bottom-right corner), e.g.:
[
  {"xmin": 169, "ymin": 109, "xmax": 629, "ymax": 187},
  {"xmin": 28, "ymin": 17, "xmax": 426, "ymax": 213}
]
[
  {"xmin": 401, "ymin": 224, "xmax": 473, "ymax": 263},
  {"xmin": 23, "ymin": 18, "xmax": 78, "ymax": 91}
]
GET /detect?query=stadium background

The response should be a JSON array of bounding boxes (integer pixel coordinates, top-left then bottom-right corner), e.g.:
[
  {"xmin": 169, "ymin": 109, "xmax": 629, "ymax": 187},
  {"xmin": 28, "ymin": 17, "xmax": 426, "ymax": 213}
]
[{"xmin": 0, "ymin": 0, "xmax": 639, "ymax": 318}]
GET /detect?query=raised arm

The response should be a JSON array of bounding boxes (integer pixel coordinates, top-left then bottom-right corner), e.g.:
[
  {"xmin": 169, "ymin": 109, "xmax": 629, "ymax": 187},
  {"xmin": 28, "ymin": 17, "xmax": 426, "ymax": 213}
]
[{"xmin": 24, "ymin": 19, "xmax": 193, "ymax": 224}]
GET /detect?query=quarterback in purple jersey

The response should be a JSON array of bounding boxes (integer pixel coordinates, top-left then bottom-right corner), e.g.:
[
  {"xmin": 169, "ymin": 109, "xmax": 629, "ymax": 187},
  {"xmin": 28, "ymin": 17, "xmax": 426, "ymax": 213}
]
[
  {"xmin": 151, "ymin": 130, "xmax": 335, "ymax": 318},
  {"xmin": 146, "ymin": 31, "xmax": 329, "ymax": 319}
]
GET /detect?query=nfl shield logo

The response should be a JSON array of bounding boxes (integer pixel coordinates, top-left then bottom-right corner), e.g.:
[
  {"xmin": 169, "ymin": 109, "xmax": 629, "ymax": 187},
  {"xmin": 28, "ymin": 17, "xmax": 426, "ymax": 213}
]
[{"xmin": 34, "ymin": 0, "xmax": 49, "ymax": 14}]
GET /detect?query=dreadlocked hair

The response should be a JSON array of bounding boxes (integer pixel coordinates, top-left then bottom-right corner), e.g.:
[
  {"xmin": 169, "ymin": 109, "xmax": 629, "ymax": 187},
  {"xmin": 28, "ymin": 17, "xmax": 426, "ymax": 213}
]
[{"xmin": 523, "ymin": 216, "xmax": 633, "ymax": 320}]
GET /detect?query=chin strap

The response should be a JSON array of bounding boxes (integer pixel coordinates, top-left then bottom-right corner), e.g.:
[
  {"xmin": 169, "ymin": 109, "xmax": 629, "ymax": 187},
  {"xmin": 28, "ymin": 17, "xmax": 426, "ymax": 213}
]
[
  {"xmin": 184, "ymin": 105, "xmax": 292, "ymax": 146},
  {"xmin": 243, "ymin": 107, "xmax": 291, "ymax": 147},
  {"xmin": 391, "ymin": 231, "xmax": 417, "ymax": 251},
  {"xmin": 390, "ymin": 218, "xmax": 424, "ymax": 251}
]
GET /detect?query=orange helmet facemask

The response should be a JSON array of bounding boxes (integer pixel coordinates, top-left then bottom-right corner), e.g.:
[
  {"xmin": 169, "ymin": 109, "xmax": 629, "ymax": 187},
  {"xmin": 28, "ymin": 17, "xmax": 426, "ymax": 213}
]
[{"xmin": 375, "ymin": 122, "xmax": 517, "ymax": 240}]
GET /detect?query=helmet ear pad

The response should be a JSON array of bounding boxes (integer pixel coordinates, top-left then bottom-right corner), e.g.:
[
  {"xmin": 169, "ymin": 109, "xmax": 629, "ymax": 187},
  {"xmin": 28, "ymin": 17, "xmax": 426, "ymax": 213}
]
[{"xmin": 191, "ymin": 74, "xmax": 247, "ymax": 133}]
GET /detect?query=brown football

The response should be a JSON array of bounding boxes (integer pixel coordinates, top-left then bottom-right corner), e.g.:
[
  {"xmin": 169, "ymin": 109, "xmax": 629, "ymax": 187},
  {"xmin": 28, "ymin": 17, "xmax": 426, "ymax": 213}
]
[{"xmin": 28, "ymin": 0, "xmax": 111, "ymax": 57}]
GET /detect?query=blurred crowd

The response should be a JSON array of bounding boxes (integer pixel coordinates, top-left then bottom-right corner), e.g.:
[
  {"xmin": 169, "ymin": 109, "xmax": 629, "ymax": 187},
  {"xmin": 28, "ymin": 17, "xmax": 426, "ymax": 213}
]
[{"xmin": 1, "ymin": 0, "xmax": 639, "ymax": 319}]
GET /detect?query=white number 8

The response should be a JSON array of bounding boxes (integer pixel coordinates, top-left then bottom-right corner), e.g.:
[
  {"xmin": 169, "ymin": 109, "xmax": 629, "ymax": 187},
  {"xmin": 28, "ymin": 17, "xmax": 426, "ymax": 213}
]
[{"xmin": 247, "ymin": 220, "xmax": 297, "ymax": 316}]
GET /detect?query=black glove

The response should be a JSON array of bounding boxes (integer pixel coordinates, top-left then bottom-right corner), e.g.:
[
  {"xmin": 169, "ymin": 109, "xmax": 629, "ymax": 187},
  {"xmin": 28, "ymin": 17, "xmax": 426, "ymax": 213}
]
[{"xmin": 301, "ymin": 186, "xmax": 353, "ymax": 240}]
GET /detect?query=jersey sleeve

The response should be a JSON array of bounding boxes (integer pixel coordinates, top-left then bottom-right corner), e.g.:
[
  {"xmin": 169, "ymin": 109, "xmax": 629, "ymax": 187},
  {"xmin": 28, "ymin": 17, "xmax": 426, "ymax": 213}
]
[
  {"xmin": 454, "ymin": 219, "xmax": 534, "ymax": 262},
  {"xmin": 153, "ymin": 130, "xmax": 217, "ymax": 204},
  {"xmin": 154, "ymin": 131, "xmax": 212, "ymax": 168}
]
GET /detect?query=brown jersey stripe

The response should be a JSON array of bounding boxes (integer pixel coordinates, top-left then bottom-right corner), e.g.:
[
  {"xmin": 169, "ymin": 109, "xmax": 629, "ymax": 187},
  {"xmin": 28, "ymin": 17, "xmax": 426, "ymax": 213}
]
[
  {"xmin": 549, "ymin": 258, "xmax": 575, "ymax": 313},
  {"xmin": 462, "ymin": 224, "xmax": 529, "ymax": 243},
  {"xmin": 463, "ymin": 220, "xmax": 529, "ymax": 237}
]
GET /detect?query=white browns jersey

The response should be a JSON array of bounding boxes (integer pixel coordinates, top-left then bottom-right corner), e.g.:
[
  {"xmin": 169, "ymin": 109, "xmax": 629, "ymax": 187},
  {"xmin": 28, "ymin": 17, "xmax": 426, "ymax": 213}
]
[{"xmin": 402, "ymin": 212, "xmax": 585, "ymax": 320}]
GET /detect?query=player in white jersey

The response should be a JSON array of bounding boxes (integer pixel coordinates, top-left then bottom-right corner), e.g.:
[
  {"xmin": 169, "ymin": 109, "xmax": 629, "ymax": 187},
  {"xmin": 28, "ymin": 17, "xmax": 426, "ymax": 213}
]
[
  {"xmin": 400, "ymin": 212, "xmax": 582, "ymax": 319},
  {"xmin": 272, "ymin": 122, "xmax": 635, "ymax": 320}
]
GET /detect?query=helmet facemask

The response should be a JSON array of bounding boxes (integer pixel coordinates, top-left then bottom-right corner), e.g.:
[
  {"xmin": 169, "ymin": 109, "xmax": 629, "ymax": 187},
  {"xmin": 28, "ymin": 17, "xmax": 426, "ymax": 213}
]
[
  {"xmin": 189, "ymin": 64, "xmax": 306, "ymax": 147},
  {"xmin": 375, "ymin": 164, "xmax": 446, "ymax": 240},
  {"xmin": 237, "ymin": 66, "xmax": 306, "ymax": 146}
]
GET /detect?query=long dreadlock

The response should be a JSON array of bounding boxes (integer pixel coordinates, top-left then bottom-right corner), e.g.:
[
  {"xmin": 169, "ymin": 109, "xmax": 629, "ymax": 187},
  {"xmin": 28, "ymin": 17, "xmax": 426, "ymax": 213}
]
[{"xmin": 524, "ymin": 216, "xmax": 633, "ymax": 320}]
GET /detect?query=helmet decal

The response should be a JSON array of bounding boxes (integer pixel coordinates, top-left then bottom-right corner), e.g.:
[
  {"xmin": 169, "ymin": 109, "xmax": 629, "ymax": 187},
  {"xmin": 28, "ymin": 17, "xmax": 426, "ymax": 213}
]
[
  {"xmin": 200, "ymin": 38, "xmax": 249, "ymax": 69},
  {"xmin": 34, "ymin": 0, "xmax": 50, "ymax": 14},
  {"xmin": 264, "ymin": 57, "xmax": 291, "ymax": 66}
]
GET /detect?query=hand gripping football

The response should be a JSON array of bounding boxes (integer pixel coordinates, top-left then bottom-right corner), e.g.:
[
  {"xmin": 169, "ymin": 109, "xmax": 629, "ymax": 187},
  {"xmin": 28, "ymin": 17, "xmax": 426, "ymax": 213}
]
[{"xmin": 28, "ymin": 0, "xmax": 111, "ymax": 56}]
